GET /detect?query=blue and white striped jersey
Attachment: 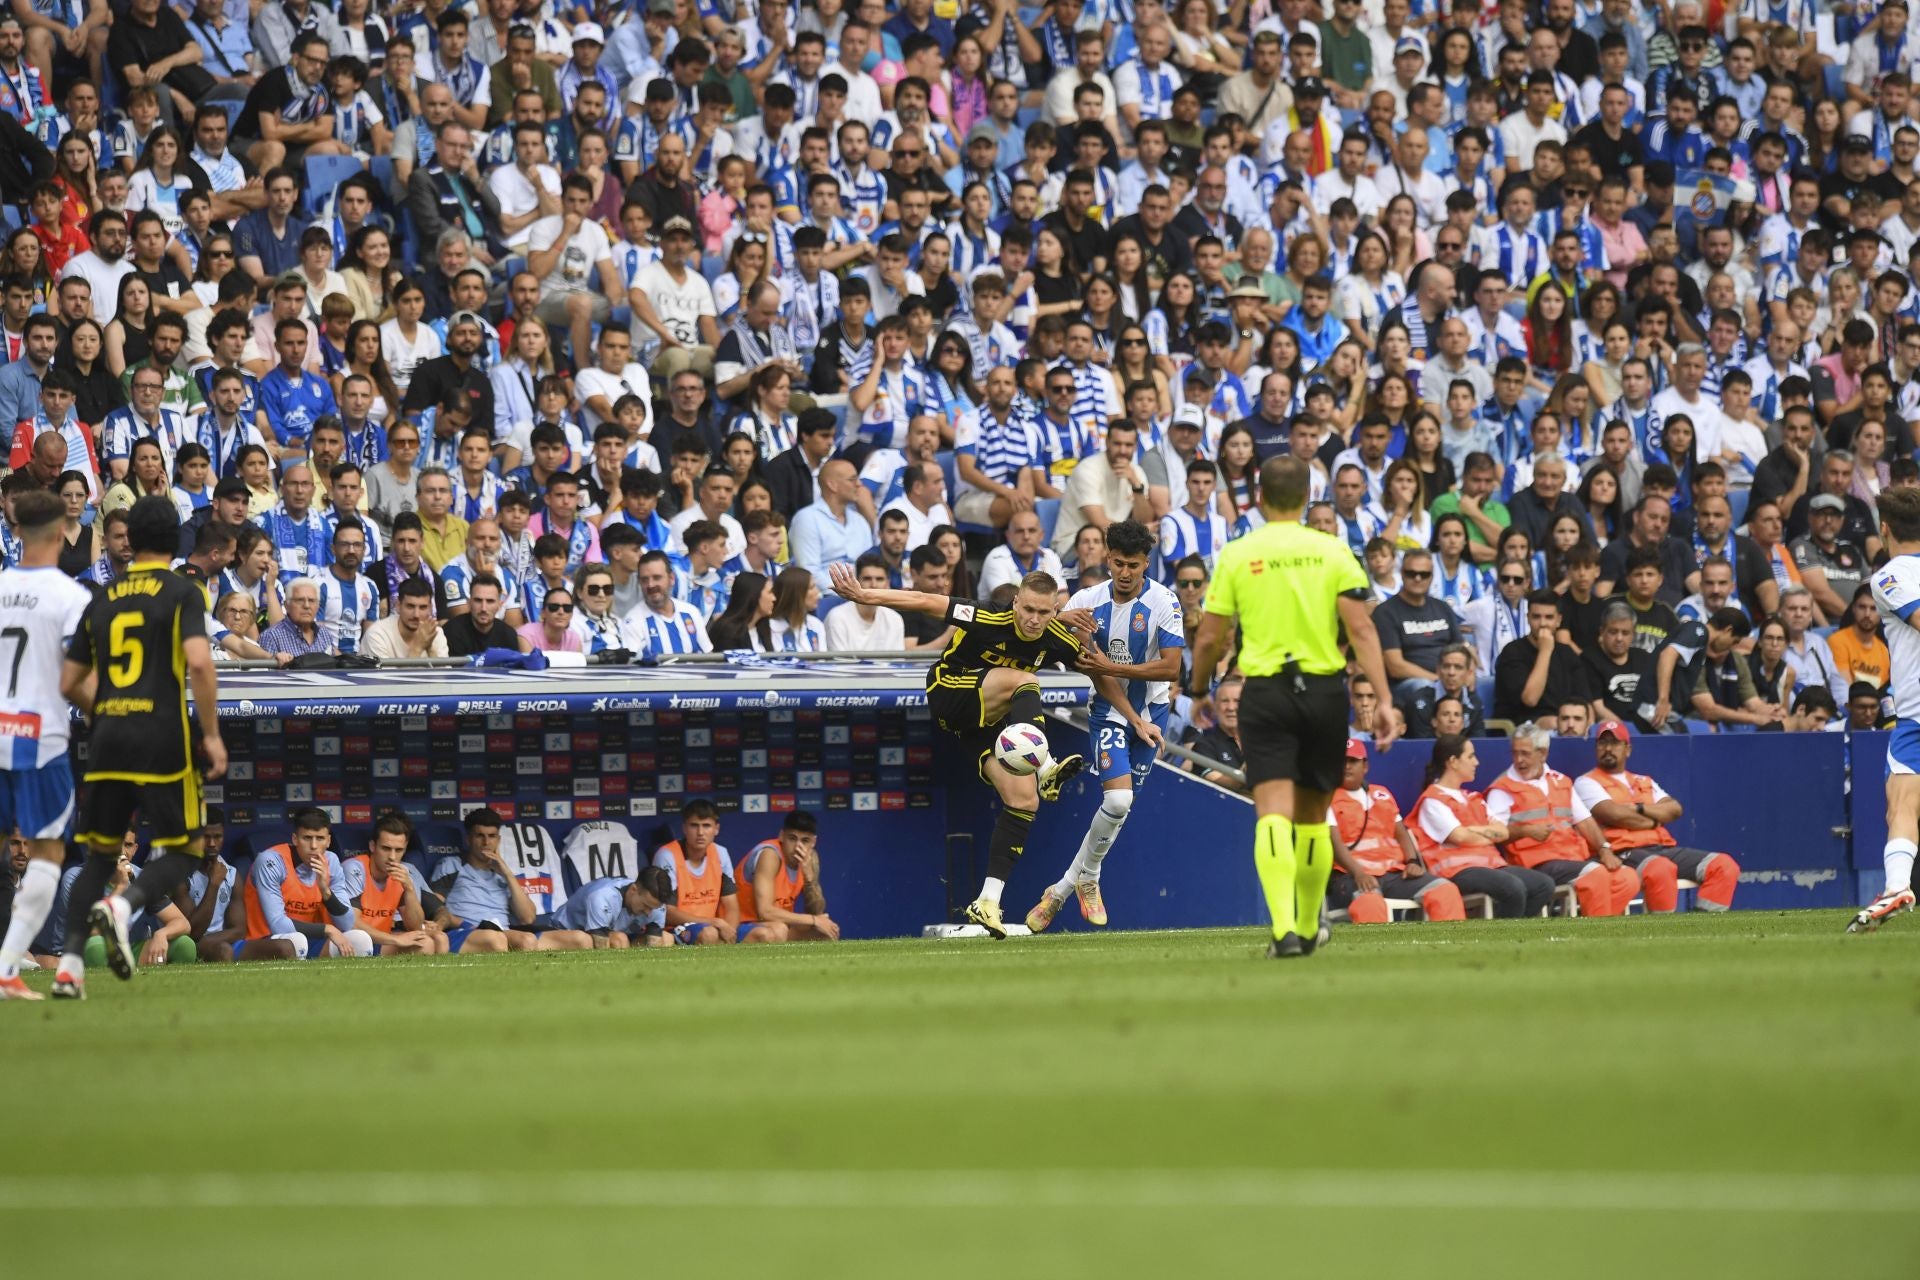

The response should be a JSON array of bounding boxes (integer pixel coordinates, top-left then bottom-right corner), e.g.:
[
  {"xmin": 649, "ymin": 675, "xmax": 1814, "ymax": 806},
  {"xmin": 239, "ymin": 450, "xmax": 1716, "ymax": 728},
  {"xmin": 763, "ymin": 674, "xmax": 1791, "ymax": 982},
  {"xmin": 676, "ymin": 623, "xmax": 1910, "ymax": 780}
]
[{"xmin": 1068, "ymin": 578, "xmax": 1183, "ymax": 726}]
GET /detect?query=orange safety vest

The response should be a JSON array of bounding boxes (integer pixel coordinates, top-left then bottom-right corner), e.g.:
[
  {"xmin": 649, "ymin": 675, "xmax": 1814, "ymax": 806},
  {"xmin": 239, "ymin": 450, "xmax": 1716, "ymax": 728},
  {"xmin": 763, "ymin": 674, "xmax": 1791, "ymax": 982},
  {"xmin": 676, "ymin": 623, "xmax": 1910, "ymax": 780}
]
[
  {"xmin": 734, "ymin": 839, "xmax": 807, "ymax": 923},
  {"xmin": 1485, "ymin": 768, "xmax": 1590, "ymax": 869},
  {"xmin": 242, "ymin": 844, "xmax": 328, "ymax": 939},
  {"xmin": 659, "ymin": 839, "xmax": 727, "ymax": 920},
  {"xmin": 1410, "ymin": 786, "xmax": 1508, "ymax": 877},
  {"xmin": 346, "ymin": 854, "xmax": 408, "ymax": 934},
  {"xmin": 1330, "ymin": 785, "xmax": 1407, "ymax": 876},
  {"xmin": 1580, "ymin": 768, "xmax": 1678, "ymax": 851}
]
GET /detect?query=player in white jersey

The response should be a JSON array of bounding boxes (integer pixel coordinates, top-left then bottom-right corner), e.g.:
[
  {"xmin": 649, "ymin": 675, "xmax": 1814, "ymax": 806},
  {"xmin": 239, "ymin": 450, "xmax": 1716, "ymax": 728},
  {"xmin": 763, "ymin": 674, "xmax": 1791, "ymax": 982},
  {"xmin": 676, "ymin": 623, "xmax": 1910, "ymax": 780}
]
[
  {"xmin": 0, "ymin": 491, "xmax": 97, "ymax": 1000},
  {"xmin": 1854, "ymin": 486, "xmax": 1920, "ymax": 931},
  {"xmin": 1026, "ymin": 520, "xmax": 1184, "ymax": 932}
]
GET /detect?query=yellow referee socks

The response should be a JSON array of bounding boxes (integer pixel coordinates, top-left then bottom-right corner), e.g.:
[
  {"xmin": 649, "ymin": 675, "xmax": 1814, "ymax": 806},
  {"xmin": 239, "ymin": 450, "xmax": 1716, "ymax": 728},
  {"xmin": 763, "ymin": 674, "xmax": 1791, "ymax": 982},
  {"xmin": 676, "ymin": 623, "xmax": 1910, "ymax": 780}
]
[
  {"xmin": 1293, "ymin": 823, "xmax": 1335, "ymax": 940},
  {"xmin": 1254, "ymin": 814, "xmax": 1298, "ymax": 939}
]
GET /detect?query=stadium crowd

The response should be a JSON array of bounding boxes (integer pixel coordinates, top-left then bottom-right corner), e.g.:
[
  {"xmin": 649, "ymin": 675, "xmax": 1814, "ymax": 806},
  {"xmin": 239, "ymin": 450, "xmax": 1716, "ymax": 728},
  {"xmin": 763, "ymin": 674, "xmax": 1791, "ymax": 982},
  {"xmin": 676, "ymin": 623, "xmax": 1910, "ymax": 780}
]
[{"xmin": 0, "ymin": 0, "xmax": 1907, "ymax": 753}]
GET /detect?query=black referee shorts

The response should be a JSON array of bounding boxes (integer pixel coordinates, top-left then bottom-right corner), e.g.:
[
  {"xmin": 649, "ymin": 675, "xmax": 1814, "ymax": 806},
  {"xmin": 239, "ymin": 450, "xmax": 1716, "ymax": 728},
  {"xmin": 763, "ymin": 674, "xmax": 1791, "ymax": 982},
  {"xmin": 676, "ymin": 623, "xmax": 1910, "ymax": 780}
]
[{"xmin": 1237, "ymin": 673, "xmax": 1351, "ymax": 793}]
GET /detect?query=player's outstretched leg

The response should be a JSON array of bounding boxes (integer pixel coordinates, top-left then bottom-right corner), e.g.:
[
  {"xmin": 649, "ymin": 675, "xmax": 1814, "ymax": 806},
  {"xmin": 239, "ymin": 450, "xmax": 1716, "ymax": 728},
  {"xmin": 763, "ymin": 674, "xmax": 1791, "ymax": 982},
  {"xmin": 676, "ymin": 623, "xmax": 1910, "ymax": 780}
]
[
  {"xmin": 0, "ymin": 839, "xmax": 65, "ymax": 1001},
  {"xmin": 53, "ymin": 849, "xmax": 117, "ymax": 997},
  {"xmin": 995, "ymin": 678, "xmax": 1083, "ymax": 801},
  {"xmin": 1853, "ymin": 776, "xmax": 1920, "ymax": 933}
]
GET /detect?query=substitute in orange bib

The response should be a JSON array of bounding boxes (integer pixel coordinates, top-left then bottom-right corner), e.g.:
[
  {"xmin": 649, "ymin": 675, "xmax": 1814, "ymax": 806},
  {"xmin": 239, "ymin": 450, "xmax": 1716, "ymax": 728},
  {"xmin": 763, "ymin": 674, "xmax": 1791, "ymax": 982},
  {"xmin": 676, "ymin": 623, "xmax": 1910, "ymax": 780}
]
[
  {"xmin": 733, "ymin": 811, "xmax": 841, "ymax": 943},
  {"xmin": 1410, "ymin": 735, "xmax": 1556, "ymax": 919},
  {"xmin": 1574, "ymin": 722, "xmax": 1740, "ymax": 912},
  {"xmin": 341, "ymin": 812, "xmax": 447, "ymax": 955},
  {"xmin": 652, "ymin": 799, "xmax": 742, "ymax": 945},
  {"xmin": 238, "ymin": 808, "xmax": 371, "ymax": 960},
  {"xmin": 1485, "ymin": 724, "xmax": 1641, "ymax": 917},
  {"xmin": 1327, "ymin": 738, "xmax": 1466, "ymax": 923}
]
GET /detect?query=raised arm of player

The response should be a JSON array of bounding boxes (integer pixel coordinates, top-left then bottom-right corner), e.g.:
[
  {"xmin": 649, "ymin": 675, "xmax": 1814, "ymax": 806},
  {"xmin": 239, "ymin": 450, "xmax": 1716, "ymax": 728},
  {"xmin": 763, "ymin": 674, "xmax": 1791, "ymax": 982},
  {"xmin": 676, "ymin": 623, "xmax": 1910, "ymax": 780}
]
[{"xmin": 828, "ymin": 561, "xmax": 952, "ymax": 619}]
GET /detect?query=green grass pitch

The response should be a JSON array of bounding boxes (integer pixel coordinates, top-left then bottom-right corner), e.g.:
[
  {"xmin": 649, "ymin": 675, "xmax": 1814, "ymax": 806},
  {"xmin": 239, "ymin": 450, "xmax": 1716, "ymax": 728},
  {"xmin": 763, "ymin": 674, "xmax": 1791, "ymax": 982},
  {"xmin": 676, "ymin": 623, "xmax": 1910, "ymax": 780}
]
[{"xmin": 4, "ymin": 912, "xmax": 1918, "ymax": 1278}]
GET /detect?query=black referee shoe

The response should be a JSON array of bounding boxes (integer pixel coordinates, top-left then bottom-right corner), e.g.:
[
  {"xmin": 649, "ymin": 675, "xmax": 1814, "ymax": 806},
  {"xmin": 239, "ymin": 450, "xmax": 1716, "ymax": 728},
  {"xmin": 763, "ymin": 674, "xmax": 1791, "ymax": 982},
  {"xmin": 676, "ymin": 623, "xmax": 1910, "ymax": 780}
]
[{"xmin": 1265, "ymin": 933, "xmax": 1305, "ymax": 959}]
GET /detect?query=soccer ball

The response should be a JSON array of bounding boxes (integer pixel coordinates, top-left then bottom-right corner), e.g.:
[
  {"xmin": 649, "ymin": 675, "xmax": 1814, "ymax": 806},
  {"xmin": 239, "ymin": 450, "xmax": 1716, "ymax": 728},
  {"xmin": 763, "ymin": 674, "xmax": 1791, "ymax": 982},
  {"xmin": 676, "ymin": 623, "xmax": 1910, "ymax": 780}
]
[{"xmin": 994, "ymin": 723, "xmax": 1051, "ymax": 776}]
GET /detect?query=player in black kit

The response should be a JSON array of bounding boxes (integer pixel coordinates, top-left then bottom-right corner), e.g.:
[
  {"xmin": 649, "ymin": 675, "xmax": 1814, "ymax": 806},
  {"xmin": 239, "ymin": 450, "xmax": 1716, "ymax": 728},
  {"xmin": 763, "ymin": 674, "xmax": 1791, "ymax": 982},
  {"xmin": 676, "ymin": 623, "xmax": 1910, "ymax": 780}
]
[
  {"xmin": 54, "ymin": 497, "xmax": 227, "ymax": 997},
  {"xmin": 829, "ymin": 562, "xmax": 1089, "ymax": 937}
]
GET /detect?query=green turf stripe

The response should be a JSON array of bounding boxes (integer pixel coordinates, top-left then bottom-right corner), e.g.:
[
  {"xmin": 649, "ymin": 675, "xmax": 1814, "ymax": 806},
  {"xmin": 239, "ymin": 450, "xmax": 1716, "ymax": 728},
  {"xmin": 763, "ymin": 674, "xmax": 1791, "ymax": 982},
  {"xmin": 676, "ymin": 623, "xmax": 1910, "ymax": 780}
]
[{"xmin": 2, "ymin": 1170, "xmax": 1914, "ymax": 1214}]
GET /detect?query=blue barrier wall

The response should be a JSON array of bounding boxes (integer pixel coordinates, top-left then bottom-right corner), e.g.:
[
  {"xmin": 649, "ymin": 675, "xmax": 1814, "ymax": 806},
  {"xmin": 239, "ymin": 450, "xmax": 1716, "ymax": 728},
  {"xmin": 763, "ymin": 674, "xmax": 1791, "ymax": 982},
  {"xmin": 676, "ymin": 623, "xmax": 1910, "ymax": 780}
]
[
  {"xmin": 947, "ymin": 725, "xmax": 1875, "ymax": 926},
  {"xmin": 211, "ymin": 711, "xmax": 1883, "ymax": 936}
]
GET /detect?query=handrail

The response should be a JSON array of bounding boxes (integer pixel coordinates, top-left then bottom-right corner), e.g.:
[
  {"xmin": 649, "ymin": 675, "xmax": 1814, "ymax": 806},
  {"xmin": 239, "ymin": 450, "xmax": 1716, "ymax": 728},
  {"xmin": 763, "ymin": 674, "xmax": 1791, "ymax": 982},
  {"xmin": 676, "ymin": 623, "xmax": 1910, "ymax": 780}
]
[{"xmin": 1046, "ymin": 707, "xmax": 1248, "ymax": 788}]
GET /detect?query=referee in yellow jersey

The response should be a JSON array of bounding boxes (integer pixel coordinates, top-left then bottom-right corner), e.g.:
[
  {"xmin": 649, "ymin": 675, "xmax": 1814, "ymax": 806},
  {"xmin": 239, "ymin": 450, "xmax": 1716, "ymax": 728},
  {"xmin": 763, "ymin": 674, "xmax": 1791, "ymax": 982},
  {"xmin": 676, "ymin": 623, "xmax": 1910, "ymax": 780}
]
[{"xmin": 1188, "ymin": 456, "xmax": 1400, "ymax": 958}]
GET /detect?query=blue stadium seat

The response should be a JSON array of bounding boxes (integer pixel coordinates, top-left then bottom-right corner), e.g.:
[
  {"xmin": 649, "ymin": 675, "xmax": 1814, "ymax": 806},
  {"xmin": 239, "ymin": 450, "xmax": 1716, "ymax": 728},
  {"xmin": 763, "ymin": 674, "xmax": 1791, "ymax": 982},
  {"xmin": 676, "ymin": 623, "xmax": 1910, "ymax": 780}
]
[
  {"xmin": 937, "ymin": 449, "xmax": 959, "ymax": 506},
  {"xmin": 1034, "ymin": 496, "xmax": 1061, "ymax": 544},
  {"xmin": 1015, "ymin": 105, "xmax": 1041, "ymax": 130},
  {"xmin": 1728, "ymin": 487, "xmax": 1750, "ymax": 528},
  {"xmin": 1475, "ymin": 674, "xmax": 1495, "ymax": 716},
  {"xmin": 0, "ymin": 205, "xmax": 21, "ymax": 232},
  {"xmin": 304, "ymin": 154, "xmax": 363, "ymax": 218},
  {"xmin": 368, "ymin": 155, "xmax": 398, "ymax": 206}
]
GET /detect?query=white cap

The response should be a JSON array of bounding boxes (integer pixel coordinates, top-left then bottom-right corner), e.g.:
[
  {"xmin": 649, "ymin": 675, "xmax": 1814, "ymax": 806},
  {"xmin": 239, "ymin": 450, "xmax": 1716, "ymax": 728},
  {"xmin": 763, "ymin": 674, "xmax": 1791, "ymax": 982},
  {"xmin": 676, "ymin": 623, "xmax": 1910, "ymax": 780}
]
[{"xmin": 572, "ymin": 21, "xmax": 605, "ymax": 44}]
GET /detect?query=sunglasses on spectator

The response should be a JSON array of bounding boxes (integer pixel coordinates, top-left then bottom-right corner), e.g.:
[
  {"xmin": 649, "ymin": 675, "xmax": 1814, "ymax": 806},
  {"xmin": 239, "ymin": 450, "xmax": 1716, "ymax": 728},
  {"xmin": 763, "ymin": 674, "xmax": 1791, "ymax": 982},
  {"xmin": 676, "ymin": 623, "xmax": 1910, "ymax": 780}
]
[
  {"xmin": 1680, "ymin": 40, "xmax": 1704, "ymax": 50},
  {"xmin": 1120, "ymin": 337, "xmax": 1146, "ymax": 347},
  {"xmin": 894, "ymin": 147, "xmax": 923, "ymax": 157},
  {"xmin": 583, "ymin": 584, "xmax": 613, "ymax": 596},
  {"xmin": 207, "ymin": 248, "xmax": 234, "ymax": 258},
  {"xmin": 1048, "ymin": 382, "xmax": 1075, "ymax": 393},
  {"xmin": 547, "ymin": 602, "xmax": 575, "ymax": 613},
  {"xmin": 1498, "ymin": 574, "xmax": 1527, "ymax": 584},
  {"xmin": 1402, "ymin": 569, "xmax": 1433, "ymax": 580},
  {"xmin": 1176, "ymin": 577, "xmax": 1205, "ymax": 588}
]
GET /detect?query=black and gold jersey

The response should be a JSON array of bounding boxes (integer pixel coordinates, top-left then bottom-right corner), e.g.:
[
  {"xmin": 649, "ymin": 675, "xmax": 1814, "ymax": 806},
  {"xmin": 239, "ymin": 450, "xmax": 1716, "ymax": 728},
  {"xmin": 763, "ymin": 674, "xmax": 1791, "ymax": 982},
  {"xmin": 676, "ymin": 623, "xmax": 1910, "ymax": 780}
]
[
  {"xmin": 926, "ymin": 598, "xmax": 1084, "ymax": 691},
  {"xmin": 68, "ymin": 566, "xmax": 207, "ymax": 782}
]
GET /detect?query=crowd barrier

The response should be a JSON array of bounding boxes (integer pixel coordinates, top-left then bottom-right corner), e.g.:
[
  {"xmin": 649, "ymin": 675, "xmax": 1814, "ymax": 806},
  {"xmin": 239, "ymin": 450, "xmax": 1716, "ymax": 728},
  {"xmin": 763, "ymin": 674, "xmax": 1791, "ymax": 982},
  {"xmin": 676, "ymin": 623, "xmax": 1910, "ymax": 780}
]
[{"xmin": 153, "ymin": 661, "xmax": 1885, "ymax": 935}]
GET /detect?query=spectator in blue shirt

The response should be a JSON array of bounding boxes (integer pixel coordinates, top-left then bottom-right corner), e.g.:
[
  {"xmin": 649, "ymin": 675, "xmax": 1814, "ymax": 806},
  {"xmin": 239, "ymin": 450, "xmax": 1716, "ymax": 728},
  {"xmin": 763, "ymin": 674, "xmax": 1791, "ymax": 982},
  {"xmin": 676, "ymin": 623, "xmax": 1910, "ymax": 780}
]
[
  {"xmin": 258, "ymin": 318, "xmax": 339, "ymax": 453},
  {"xmin": 789, "ymin": 457, "xmax": 875, "ymax": 602},
  {"xmin": 234, "ymin": 169, "xmax": 310, "ymax": 286}
]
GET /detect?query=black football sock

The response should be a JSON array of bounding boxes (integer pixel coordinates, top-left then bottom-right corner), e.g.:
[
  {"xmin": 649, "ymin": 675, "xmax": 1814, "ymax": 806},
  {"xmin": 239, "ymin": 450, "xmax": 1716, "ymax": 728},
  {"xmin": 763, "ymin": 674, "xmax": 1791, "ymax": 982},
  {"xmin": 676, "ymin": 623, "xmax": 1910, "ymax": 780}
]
[
  {"xmin": 1005, "ymin": 683, "xmax": 1043, "ymax": 728},
  {"xmin": 986, "ymin": 805, "xmax": 1036, "ymax": 882},
  {"xmin": 121, "ymin": 851, "xmax": 201, "ymax": 916}
]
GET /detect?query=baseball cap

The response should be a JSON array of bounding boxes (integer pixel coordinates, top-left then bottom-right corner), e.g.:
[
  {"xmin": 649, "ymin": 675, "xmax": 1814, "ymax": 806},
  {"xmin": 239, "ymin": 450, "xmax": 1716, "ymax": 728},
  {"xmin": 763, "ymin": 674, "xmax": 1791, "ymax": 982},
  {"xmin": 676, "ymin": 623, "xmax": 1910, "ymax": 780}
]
[
  {"xmin": 449, "ymin": 309, "xmax": 485, "ymax": 331},
  {"xmin": 1227, "ymin": 278, "xmax": 1268, "ymax": 301},
  {"xmin": 571, "ymin": 21, "xmax": 604, "ymax": 45},
  {"xmin": 1843, "ymin": 133, "xmax": 1874, "ymax": 154},
  {"xmin": 1595, "ymin": 720, "xmax": 1631, "ymax": 741},
  {"xmin": 646, "ymin": 0, "xmax": 675, "ymax": 14},
  {"xmin": 1395, "ymin": 35, "xmax": 1425, "ymax": 57},
  {"xmin": 1810, "ymin": 493, "xmax": 1846, "ymax": 513},
  {"xmin": 1172, "ymin": 404, "xmax": 1205, "ymax": 431},
  {"xmin": 1345, "ymin": 737, "xmax": 1369, "ymax": 761},
  {"xmin": 660, "ymin": 215, "xmax": 695, "ymax": 237},
  {"xmin": 966, "ymin": 123, "xmax": 999, "ymax": 147},
  {"xmin": 213, "ymin": 477, "xmax": 249, "ymax": 501},
  {"xmin": 1731, "ymin": 179, "xmax": 1756, "ymax": 203},
  {"xmin": 1293, "ymin": 76, "xmax": 1326, "ymax": 99}
]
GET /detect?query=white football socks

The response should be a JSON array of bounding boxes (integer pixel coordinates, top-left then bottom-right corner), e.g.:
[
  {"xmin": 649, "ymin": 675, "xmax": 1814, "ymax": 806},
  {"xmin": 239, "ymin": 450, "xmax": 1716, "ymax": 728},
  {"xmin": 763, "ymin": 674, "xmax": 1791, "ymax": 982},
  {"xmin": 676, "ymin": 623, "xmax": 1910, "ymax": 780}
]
[
  {"xmin": 979, "ymin": 876, "xmax": 1005, "ymax": 906},
  {"xmin": 1885, "ymin": 839, "xmax": 1916, "ymax": 896},
  {"xmin": 1056, "ymin": 791, "xmax": 1134, "ymax": 896},
  {"xmin": 0, "ymin": 859, "xmax": 58, "ymax": 980}
]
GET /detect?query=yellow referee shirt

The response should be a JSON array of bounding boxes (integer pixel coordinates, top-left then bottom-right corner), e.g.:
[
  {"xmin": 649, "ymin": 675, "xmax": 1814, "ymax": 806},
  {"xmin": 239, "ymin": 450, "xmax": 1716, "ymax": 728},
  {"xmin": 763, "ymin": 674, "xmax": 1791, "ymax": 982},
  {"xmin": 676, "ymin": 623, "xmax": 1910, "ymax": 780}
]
[{"xmin": 1204, "ymin": 520, "xmax": 1367, "ymax": 677}]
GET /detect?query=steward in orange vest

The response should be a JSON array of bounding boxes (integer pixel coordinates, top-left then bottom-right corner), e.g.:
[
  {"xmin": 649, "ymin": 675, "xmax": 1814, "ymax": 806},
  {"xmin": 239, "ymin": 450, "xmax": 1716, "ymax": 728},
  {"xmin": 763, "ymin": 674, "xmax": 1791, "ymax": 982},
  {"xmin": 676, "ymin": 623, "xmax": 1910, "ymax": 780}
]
[
  {"xmin": 1484, "ymin": 729, "xmax": 1641, "ymax": 917},
  {"xmin": 1410, "ymin": 735, "xmax": 1557, "ymax": 918},
  {"xmin": 1326, "ymin": 738, "xmax": 1465, "ymax": 923},
  {"xmin": 1572, "ymin": 721, "xmax": 1740, "ymax": 911}
]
